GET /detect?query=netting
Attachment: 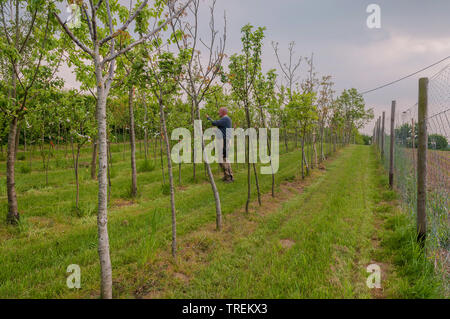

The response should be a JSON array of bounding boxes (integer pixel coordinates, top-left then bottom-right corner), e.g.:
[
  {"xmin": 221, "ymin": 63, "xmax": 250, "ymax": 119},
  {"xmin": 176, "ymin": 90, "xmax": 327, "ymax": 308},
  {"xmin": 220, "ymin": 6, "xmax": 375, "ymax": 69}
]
[{"xmin": 375, "ymin": 65, "xmax": 449, "ymax": 287}]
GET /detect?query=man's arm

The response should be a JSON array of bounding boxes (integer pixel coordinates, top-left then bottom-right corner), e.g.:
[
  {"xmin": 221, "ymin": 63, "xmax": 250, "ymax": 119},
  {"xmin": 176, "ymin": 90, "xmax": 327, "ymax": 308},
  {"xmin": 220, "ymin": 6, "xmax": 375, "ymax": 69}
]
[{"xmin": 207, "ymin": 116, "xmax": 228, "ymax": 127}]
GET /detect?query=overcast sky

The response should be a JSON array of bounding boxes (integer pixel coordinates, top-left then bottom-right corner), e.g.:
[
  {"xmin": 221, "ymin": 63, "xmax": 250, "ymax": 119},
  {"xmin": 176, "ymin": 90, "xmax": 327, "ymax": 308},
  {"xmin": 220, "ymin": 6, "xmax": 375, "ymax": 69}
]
[{"xmin": 61, "ymin": 0, "xmax": 450, "ymax": 134}]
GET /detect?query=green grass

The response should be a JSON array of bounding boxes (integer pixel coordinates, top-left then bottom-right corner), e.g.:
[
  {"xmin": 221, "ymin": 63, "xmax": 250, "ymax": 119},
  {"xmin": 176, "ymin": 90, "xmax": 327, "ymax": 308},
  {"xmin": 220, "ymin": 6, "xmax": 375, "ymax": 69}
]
[
  {"xmin": 166, "ymin": 145, "xmax": 377, "ymax": 298},
  {"xmin": 0, "ymin": 140, "xmax": 327, "ymax": 298},
  {"xmin": 0, "ymin": 143, "xmax": 445, "ymax": 298},
  {"xmin": 370, "ymin": 148, "xmax": 446, "ymax": 298}
]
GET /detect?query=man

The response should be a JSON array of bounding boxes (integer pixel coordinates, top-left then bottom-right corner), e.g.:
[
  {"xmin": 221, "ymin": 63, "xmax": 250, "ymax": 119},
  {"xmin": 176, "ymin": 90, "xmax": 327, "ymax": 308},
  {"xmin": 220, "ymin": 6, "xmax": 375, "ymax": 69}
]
[{"xmin": 206, "ymin": 107, "xmax": 234, "ymax": 182}]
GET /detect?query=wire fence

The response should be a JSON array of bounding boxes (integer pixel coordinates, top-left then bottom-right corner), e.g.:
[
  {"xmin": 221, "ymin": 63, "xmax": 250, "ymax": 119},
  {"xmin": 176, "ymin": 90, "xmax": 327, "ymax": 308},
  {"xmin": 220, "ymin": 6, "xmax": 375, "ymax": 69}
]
[{"xmin": 374, "ymin": 65, "xmax": 449, "ymax": 290}]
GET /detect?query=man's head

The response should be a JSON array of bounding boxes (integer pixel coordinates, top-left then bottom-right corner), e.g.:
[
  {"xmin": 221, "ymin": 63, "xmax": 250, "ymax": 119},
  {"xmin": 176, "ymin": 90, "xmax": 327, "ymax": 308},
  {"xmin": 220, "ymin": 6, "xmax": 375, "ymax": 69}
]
[{"xmin": 218, "ymin": 107, "xmax": 228, "ymax": 118}]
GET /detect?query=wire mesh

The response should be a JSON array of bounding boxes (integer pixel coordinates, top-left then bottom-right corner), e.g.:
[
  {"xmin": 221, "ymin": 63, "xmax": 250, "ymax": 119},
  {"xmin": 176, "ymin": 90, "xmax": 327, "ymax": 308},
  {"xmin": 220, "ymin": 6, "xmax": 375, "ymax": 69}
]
[{"xmin": 375, "ymin": 66, "xmax": 449, "ymax": 289}]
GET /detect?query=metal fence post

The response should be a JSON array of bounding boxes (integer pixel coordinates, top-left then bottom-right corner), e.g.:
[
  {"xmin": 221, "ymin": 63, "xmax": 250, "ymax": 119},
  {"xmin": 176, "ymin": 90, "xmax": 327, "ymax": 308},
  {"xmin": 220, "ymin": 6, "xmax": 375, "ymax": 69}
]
[
  {"xmin": 417, "ymin": 78, "xmax": 428, "ymax": 246},
  {"xmin": 389, "ymin": 101, "xmax": 395, "ymax": 188}
]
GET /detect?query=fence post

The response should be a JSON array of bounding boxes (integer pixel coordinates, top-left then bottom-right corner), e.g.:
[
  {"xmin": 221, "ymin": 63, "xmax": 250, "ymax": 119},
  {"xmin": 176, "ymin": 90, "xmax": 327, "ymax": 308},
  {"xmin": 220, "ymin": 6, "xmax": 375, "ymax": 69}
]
[
  {"xmin": 374, "ymin": 118, "xmax": 377, "ymax": 145},
  {"xmin": 372, "ymin": 126, "xmax": 375, "ymax": 145},
  {"xmin": 389, "ymin": 101, "xmax": 395, "ymax": 188},
  {"xmin": 377, "ymin": 116, "xmax": 381, "ymax": 151},
  {"xmin": 375, "ymin": 119, "xmax": 378, "ymax": 146},
  {"xmin": 381, "ymin": 111, "xmax": 385, "ymax": 158},
  {"xmin": 411, "ymin": 118, "xmax": 416, "ymax": 173},
  {"xmin": 417, "ymin": 78, "xmax": 428, "ymax": 246}
]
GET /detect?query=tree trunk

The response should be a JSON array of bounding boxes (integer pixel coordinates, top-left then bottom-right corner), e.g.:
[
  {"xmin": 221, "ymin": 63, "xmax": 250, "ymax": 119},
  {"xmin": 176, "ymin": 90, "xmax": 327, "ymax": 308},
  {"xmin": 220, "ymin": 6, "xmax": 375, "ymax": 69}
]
[
  {"xmin": 95, "ymin": 65, "xmax": 112, "ymax": 299},
  {"xmin": 23, "ymin": 127, "xmax": 26, "ymax": 153},
  {"xmin": 6, "ymin": 116, "xmax": 19, "ymax": 224},
  {"xmin": 14, "ymin": 121, "xmax": 20, "ymax": 160},
  {"xmin": 91, "ymin": 140, "xmax": 97, "ymax": 180},
  {"xmin": 243, "ymin": 100, "xmax": 261, "ymax": 211},
  {"xmin": 194, "ymin": 104, "xmax": 222, "ymax": 230},
  {"xmin": 283, "ymin": 121, "xmax": 288, "ymax": 152},
  {"xmin": 159, "ymin": 101, "xmax": 177, "ymax": 257},
  {"xmin": 45, "ymin": 143, "xmax": 50, "ymax": 185},
  {"xmin": 260, "ymin": 108, "xmax": 275, "ymax": 198},
  {"xmin": 333, "ymin": 129, "xmax": 337, "ymax": 153},
  {"xmin": 122, "ymin": 127, "xmax": 126, "ymax": 161},
  {"xmin": 301, "ymin": 132, "xmax": 309, "ymax": 178},
  {"xmin": 244, "ymin": 100, "xmax": 252, "ymax": 212},
  {"xmin": 320, "ymin": 123, "xmax": 325, "ymax": 162},
  {"xmin": 252, "ymin": 163, "xmax": 262, "ymax": 206},
  {"xmin": 143, "ymin": 95, "xmax": 149, "ymax": 161},
  {"xmin": 29, "ymin": 142, "xmax": 32, "ymax": 171},
  {"xmin": 75, "ymin": 145, "xmax": 81, "ymax": 208},
  {"xmin": 246, "ymin": 149, "xmax": 251, "ymax": 212},
  {"xmin": 57, "ymin": 122, "xmax": 60, "ymax": 151},
  {"xmin": 249, "ymin": 133, "xmax": 261, "ymax": 206},
  {"xmin": 309, "ymin": 133, "xmax": 313, "ymax": 170},
  {"xmin": 159, "ymin": 133, "xmax": 166, "ymax": 185},
  {"xmin": 301, "ymin": 132, "xmax": 305, "ymax": 179},
  {"xmin": 191, "ymin": 102, "xmax": 197, "ymax": 181},
  {"xmin": 128, "ymin": 87, "xmax": 137, "ymax": 197},
  {"xmin": 71, "ymin": 139, "xmax": 80, "ymax": 209},
  {"xmin": 313, "ymin": 131, "xmax": 318, "ymax": 168},
  {"xmin": 107, "ymin": 139, "xmax": 112, "ymax": 202}
]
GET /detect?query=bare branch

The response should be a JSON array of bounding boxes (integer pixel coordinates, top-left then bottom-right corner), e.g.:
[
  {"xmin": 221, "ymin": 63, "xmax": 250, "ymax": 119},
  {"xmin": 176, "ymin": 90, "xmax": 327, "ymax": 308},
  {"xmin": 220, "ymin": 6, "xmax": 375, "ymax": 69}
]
[
  {"xmin": 93, "ymin": 0, "xmax": 104, "ymax": 12},
  {"xmin": 104, "ymin": 0, "xmax": 116, "ymax": 93},
  {"xmin": 0, "ymin": 2, "xmax": 12, "ymax": 45},
  {"xmin": 99, "ymin": 0, "xmax": 149, "ymax": 46},
  {"xmin": 53, "ymin": 12, "xmax": 94, "ymax": 57},
  {"xmin": 18, "ymin": 7, "xmax": 37, "ymax": 53},
  {"xmin": 21, "ymin": 11, "xmax": 52, "ymax": 112},
  {"xmin": 81, "ymin": 3, "xmax": 94, "ymax": 41},
  {"xmin": 102, "ymin": 0, "xmax": 193, "ymax": 65}
]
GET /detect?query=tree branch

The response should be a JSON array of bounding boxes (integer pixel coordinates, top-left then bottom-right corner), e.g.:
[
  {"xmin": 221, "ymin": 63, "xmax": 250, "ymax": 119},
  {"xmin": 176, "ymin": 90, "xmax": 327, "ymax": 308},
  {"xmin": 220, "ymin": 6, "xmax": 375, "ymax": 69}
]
[
  {"xmin": 102, "ymin": 0, "xmax": 193, "ymax": 66},
  {"xmin": 99, "ymin": 0, "xmax": 149, "ymax": 46},
  {"xmin": 18, "ymin": 7, "xmax": 38, "ymax": 53},
  {"xmin": 53, "ymin": 12, "xmax": 94, "ymax": 57}
]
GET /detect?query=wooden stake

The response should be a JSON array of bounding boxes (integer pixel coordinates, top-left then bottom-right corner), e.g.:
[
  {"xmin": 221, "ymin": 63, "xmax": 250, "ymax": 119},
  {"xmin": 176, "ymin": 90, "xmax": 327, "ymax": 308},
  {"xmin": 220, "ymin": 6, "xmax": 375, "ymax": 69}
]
[
  {"xmin": 389, "ymin": 101, "xmax": 395, "ymax": 188},
  {"xmin": 417, "ymin": 78, "xmax": 428, "ymax": 246}
]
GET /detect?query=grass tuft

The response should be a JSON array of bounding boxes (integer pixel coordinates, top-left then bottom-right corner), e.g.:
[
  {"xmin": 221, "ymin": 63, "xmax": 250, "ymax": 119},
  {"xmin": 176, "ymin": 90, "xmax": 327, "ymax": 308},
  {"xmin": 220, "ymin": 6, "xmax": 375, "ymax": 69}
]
[
  {"xmin": 161, "ymin": 183, "xmax": 171, "ymax": 196},
  {"xmin": 381, "ymin": 213, "xmax": 443, "ymax": 298},
  {"xmin": 19, "ymin": 165, "xmax": 31, "ymax": 174},
  {"xmin": 138, "ymin": 160, "xmax": 155, "ymax": 173}
]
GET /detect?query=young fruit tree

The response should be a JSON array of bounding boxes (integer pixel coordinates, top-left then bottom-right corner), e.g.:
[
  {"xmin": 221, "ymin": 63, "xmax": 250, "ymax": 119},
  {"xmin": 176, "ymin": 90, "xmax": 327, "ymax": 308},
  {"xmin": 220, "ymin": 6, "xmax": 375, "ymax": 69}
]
[
  {"xmin": 53, "ymin": 0, "xmax": 192, "ymax": 299},
  {"xmin": 141, "ymin": 48, "xmax": 190, "ymax": 257},
  {"xmin": 0, "ymin": 0, "xmax": 63, "ymax": 224},
  {"xmin": 169, "ymin": 0, "xmax": 226, "ymax": 230},
  {"xmin": 253, "ymin": 69, "xmax": 277, "ymax": 197},
  {"xmin": 272, "ymin": 41, "xmax": 302, "ymax": 151},
  {"xmin": 316, "ymin": 75, "xmax": 334, "ymax": 162},
  {"xmin": 227, "ymin": 24, "xmax": 265, "ymax": 213},
  {"xmin": 287, "ymin": 90, "xmax": 317, "ymax": 179},
  {"xmin": 65, "ymin": 91, "xmax": 96, "ymax": 211}
]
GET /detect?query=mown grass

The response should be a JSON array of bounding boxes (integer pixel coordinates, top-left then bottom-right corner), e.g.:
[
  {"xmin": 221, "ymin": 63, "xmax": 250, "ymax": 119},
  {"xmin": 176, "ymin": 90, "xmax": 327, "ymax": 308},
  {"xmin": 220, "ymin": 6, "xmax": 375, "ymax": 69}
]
[
  {"xmin": 370, "ymin": 148, "xmax": 446, "ymax": 299},
  {"xmin": 1, "ymin": 143, "xmax": 444, "ymax": 298},
  {"xmin": 0, "ymin": 140, "xmax": 326, "ymax": 298},
  {"xmin": 165, "ymin": 145, "xmax": 377, "ymax": 298},
  {"xmin": 161, "ymin": 145, "xmax": 446, "ymax": 299}
]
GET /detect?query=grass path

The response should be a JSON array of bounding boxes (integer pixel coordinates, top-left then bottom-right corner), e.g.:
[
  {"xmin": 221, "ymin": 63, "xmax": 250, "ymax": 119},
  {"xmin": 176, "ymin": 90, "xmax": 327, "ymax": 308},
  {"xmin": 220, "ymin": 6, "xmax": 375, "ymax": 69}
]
[
  {"xmin": 146, "ymin": 144, "xmax": 377, "ymax": 298},
  {"xmin": 149, "ymin": 145, "xmax": 443, "ymax": 298},
  {"xmin": 1, "ymin": 145, "xmax": 444, "ymax": 298}
]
